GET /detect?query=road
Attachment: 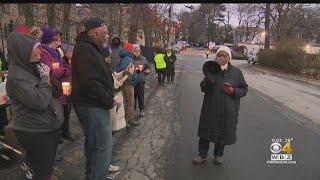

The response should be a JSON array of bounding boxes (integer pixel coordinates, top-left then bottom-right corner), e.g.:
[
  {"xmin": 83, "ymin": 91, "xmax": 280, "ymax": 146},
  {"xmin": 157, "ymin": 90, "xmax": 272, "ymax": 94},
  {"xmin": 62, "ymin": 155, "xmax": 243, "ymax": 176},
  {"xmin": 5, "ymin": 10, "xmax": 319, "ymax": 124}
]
[{"xmin": 166, "ymin": 49, "xmax": 320, "ymax": 180}]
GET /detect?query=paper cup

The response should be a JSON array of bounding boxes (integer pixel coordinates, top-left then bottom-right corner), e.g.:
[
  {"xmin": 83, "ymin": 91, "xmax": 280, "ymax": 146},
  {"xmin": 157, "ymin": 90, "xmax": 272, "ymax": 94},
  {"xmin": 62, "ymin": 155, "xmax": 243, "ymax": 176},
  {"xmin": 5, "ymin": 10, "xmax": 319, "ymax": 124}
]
[{"xmin": 62, "ymin": 82, "xmax": 71, "ymax": 96}]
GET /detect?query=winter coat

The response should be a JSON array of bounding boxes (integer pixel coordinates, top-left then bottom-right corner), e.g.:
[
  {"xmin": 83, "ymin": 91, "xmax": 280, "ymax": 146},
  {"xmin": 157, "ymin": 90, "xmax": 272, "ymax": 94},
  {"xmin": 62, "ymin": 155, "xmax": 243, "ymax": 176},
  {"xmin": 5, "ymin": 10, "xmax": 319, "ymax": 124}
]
[
  {"xmin": 118, "ymin": 49, "xmax": 138, "ymax": 85},
  {"xmin": 71, "ymin": 32, "xmax": 115, "ymax": 109},
  {"xmin": 164, "ymin": 51, "xmax": 177, "ymax": 73},
  {"xmin": 198, "ymin": 61, "xmax": 248, "ymax": 145},
  {"xmin": 132, "ymin": 54, "xmax": 151, "ymax": 83},
  {"xmin": 40, "ymin": 45, "xmax": 71, "ymax": 105},
  {"xmin": 110, "ymin": 34, "xmax": 122, "ymax": 71},
  {"xmin": 110, "ymin": 71, "xmax": 133, "ymax": 131},
  {"xmin": 6, "ymin": 32, "xmax": 64, "ymax": 133}
]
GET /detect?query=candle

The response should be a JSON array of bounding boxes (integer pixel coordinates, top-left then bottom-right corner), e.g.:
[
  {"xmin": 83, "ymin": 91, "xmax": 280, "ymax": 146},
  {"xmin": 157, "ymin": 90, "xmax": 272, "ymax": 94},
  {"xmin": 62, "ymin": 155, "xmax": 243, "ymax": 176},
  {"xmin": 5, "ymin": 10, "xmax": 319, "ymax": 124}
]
[
  {"xmin": 138, "ymin": 64, "xmax": 144, "ymax": 71},
  {"xmin": 52, "ymin": 62, "xmax": 60, "ymax": 70},
  {"xmin": 62, "ymin": 82, "xmax": 71, "ymax": 96}
]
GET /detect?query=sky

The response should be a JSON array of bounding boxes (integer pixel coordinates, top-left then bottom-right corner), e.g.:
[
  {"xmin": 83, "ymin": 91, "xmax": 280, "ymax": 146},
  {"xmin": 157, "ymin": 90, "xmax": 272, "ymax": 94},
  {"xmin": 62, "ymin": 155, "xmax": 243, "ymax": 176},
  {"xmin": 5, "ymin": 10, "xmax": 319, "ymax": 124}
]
[{"xmin": 174, "ymin": 3, "xmax": 239, "ymax": 27}]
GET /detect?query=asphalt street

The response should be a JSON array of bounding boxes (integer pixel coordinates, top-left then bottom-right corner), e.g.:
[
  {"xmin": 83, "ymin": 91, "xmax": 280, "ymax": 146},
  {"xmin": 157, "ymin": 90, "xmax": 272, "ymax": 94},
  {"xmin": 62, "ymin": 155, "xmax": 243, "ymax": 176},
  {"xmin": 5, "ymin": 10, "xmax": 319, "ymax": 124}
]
[{"xmin": 166, "ymin": 53, "xmax": 320, "ymax": 180}]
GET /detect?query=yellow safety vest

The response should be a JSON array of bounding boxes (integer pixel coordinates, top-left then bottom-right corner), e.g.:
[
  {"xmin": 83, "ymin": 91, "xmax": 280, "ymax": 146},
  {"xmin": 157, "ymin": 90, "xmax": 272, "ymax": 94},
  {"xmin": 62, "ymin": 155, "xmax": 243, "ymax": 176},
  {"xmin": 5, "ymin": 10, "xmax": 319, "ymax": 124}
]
[{"xmin": 154, "ymin": 54, "xmax": 166, "ymax": 69}]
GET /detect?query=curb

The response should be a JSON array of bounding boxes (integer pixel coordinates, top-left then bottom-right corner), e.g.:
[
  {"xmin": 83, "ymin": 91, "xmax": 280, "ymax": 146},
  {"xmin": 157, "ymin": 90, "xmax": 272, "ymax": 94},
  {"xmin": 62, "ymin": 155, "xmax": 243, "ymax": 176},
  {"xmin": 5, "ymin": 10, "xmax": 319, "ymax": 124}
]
[{"xmin": 252, "ymin": 66, "xmax": 320, "ymax": 87}]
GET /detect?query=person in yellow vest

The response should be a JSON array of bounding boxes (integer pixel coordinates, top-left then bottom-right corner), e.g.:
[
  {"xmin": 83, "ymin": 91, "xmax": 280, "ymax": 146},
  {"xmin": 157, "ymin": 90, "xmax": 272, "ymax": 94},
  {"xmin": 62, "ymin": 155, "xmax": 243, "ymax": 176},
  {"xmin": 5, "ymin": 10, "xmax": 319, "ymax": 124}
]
[
  {"xmin": 154, "ymin": 48, "xmax": 167, "ymax": 86},
  {"xmin": 164, "ymin": 47, "xmax": 177, "ymax": 85}
]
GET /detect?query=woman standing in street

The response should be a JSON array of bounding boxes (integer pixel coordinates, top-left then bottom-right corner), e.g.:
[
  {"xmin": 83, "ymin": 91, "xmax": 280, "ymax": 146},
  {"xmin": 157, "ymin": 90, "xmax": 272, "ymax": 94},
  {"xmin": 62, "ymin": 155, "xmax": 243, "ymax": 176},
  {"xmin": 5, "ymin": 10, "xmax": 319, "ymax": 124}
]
[{"xmin": 193, "ymin": 46, "xmax": 248, "ymax": 165}]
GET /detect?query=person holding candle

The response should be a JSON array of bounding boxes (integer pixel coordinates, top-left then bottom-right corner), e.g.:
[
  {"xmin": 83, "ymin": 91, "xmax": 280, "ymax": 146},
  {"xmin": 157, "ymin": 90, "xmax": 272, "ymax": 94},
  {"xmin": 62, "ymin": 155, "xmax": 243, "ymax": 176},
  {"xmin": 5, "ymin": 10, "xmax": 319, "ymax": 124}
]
[
  {"xmin": 132, "ymin": 44, "xmax": 151, "ymax": 117},
  {"xmin": 193, "ymin": 45, "xmax": 248, "ymax": 165},
  {"xmin": 40, "ymin": 27, "xmax": 72, "ymax": 143}
]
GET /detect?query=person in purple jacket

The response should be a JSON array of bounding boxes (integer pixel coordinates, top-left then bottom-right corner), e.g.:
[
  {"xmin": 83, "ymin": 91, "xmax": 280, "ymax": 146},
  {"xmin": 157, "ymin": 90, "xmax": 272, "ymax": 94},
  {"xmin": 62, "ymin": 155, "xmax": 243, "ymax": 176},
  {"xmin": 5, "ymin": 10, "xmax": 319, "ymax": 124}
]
[{"xmin": 40, "ymin": 27, "xmax": 72, "ymax": 144}]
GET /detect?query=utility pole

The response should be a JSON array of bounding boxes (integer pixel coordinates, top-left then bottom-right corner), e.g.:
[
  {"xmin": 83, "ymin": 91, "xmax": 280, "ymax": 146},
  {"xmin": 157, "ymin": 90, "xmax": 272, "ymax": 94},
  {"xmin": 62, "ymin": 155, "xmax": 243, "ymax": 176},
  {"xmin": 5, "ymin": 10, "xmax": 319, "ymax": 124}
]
[{"xmin": 168, "ymin": 4, "xmax": 173, "ymax": 46}]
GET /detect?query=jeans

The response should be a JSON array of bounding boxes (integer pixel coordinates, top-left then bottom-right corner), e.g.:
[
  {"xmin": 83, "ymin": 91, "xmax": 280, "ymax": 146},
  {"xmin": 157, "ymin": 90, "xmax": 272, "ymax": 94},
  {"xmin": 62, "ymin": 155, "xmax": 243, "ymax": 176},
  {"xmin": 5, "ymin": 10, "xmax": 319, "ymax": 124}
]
[
  {"xmin": 14, "ymin": 130, "xmax": 60, "ymax": 180},
  {"xmin": 73, "ymin": 105, "xmax": 113, "ymax": 180},
  {"xmin": 198, "ymin": 138, "xmax": 225, "ymax": 158},
  {"xmin": 134, "ymin": 82, "xmax": 145, "ymax": 111}
]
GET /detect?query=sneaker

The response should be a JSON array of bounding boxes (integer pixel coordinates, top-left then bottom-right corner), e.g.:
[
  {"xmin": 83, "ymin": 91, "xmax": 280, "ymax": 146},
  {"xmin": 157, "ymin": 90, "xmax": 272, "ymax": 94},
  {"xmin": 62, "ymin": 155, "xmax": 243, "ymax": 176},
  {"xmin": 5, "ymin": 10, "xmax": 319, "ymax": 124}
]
[
  {"xmin": 192, "ymin": 155, "xmax": 207, "ymax": 164},
  {"xmin": 140, "ymin": 110, "xmax": 145, "ymax": 117},
  {"xmin": 109, "ymin": 164, "xmax": 120, "ymax": 173},
  {"xmin": 129, "ymin": 120, "xmax": 140, "ymax": 126},
  {"xmin": 214, "ymin": 156, "xmax": 223, "ymax": 165},
  {"xmin": 25, "ymin": 169, "xmax": 33, "ymax": 180},
  {"xmin": 20, "ymin": 162, "xmax": 30, "ymax": 171}
]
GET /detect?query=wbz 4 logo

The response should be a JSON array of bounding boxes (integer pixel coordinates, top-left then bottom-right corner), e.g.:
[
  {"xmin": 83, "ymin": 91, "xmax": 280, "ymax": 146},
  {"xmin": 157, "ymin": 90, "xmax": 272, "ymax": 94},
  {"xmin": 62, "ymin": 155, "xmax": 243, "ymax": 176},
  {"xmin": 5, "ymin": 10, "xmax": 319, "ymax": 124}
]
[{"xmin": 270, "ymin": 138, "xmax": 293, "ymax": 161}]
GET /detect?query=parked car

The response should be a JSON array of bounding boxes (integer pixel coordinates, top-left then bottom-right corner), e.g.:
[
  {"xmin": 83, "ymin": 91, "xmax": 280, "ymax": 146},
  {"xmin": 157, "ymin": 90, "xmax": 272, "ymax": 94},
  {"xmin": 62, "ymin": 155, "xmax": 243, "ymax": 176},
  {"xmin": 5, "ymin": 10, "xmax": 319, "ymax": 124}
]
[
  {"xmin": 247, "ymin": 50, "xmax": 258, "ymax": 64},
  {"xmin": 171, "ymin": 45, "xmax": 182, "ymax": 54}
]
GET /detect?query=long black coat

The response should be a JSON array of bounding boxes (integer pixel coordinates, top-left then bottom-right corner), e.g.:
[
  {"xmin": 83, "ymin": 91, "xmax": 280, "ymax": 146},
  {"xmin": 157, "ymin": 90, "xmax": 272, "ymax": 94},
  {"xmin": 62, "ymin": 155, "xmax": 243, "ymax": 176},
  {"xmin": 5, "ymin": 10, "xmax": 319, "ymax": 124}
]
[
  {"xmin": 198, "ymin": 61, "xmax": 248, "ymax": 145},
  {"xmin": 164, "ymin": 51, "xmax": 177, "ymax": 74}
]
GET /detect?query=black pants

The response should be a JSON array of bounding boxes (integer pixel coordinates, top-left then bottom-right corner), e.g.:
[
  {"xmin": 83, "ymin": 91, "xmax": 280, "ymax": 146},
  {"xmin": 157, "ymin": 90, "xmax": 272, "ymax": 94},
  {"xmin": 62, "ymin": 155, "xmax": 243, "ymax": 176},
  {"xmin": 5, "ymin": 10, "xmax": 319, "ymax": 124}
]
[
  {"xmin": 61, "ymin": 96, "xmax": 72, "ymax": 137},
  {"xmin": 167, "ymin": 69, "xmax": 175, "ymax": 83},
  {"xmin": 134, "ymin": 82, "xmax": 145, "ymax": 111},
  {"xmin": 0, "ymin": 107, "xmax": 8, "ymax": 135},
  {"xmin": 157, "ymin": 69, "xmax": 166, "ymax": 85},
  {"xmin": 14, "ymin": 130, "xmax": 60, "ymax": 180},
  {"xmin": 198, "ymin": 138, "xmax": 225, "ymax": 158}
]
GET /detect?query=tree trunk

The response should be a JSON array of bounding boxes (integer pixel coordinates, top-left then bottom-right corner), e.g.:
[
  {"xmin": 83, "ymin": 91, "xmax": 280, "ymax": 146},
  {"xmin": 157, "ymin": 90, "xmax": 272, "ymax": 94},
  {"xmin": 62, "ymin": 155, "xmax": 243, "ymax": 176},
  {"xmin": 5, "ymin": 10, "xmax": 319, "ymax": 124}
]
[
  {"xmin": 62, "ymin": 4, "xmax": 71, "ymax": 42},
  {"xmin": 265, "ymin": 3, "xmax": 271, "ymax": 50},
  {"xmin": 23, "ymin": 4, "xmax": 35, "ymax": 27},
  {"xmin": 47, "ymin": 4, "xmax": 56, "ymax": 28}
]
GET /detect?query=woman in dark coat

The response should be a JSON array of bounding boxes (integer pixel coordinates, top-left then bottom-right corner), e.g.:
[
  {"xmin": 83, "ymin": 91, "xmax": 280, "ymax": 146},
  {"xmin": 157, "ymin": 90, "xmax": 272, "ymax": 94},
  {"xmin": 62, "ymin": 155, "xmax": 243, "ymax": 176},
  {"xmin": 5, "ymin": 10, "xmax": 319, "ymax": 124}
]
[{"xmin": 193, "ymin": 46, "xmax": 248, "ymax": 165}]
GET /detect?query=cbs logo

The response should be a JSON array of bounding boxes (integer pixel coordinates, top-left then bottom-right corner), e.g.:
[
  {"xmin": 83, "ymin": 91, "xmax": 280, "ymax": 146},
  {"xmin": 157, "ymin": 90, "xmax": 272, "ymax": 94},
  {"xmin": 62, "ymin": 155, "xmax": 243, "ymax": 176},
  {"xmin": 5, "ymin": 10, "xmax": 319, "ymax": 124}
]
[{"xmin": 270, "ymin": 142, "xmax": 292, "ymax": 154}]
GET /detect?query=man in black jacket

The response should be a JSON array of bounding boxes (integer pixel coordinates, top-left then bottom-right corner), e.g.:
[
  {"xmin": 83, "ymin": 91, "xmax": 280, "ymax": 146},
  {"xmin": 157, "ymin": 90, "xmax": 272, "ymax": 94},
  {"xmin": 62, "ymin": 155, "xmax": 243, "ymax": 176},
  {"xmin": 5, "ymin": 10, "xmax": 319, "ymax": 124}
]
[{"xmin": 72, "ymin": 17, "xmax": 120, "ymax": 180}]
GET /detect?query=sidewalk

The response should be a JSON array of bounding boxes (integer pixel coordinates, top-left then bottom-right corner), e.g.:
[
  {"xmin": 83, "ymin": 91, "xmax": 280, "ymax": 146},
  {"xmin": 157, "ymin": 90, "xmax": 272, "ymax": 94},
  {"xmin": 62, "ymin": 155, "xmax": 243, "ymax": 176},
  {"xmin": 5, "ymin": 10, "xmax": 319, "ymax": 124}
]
[{"xmin": 252, "ymin": 65, "xmax": 320, "ymax": 88}]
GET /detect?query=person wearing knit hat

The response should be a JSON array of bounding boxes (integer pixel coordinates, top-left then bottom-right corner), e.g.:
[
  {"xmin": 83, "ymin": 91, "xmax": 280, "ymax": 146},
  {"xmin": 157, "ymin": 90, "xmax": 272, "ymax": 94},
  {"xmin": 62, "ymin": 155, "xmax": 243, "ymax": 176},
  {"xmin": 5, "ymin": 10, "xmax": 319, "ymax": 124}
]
[
  {"xmin": 193, "ymin": 45, "xmax": 248, "ymax": 166},
  {"xmin": 123, "ymin": 42, "xmax": 133, "ymax": 52},
  {"xmin": 132, "ymin": 44, "xmax": 151, "ymax": 117},
  {"xmin": 40, "ymin": 26, "xmax": 72, "ymax": 145},
  {"xmin": 15, "ymin": 25, "xmax": 31, "ymax": 34}
]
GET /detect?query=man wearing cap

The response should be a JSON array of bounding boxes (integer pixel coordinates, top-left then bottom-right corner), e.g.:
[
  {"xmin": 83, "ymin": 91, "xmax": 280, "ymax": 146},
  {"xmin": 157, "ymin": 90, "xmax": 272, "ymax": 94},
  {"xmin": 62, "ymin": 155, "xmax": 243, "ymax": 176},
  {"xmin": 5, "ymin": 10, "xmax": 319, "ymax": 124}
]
[
  {"xmin": 132, "ymin": 44, "xmax": 151, "ymax": 117},
  {"xmin": 72, "ymin": 17, "xmax": 120, "ymax": 179},
  {"xmin": 193, "ymin": 45, "xmax": 248, "ymax": 165}
]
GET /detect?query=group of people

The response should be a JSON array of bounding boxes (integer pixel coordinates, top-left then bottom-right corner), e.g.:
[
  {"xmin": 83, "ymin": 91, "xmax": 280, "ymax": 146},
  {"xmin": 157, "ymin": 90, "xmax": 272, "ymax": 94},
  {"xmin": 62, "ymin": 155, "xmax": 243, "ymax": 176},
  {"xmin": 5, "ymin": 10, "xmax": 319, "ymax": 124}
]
[
  {"xmin": 4, "ymin": 17, "xmax": 151, "ymax": 180},
  {"xmin": 154, "ymin": 47, "xmax": 177, "ymax": 86},
  {"xmin": 3, "ymin": 15, "xmax": 248, "ymax": 180}
]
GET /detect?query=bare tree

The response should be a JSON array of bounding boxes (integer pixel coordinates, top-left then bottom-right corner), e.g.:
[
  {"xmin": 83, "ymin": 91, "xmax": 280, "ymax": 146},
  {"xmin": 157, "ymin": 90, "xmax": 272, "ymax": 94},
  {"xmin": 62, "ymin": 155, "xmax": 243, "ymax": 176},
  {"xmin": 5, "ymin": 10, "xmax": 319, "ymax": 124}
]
[
  {"xmin": 23, "ymin": 4, "xmax": 35, "ymax": 27},
  {"xmin": 47, "ymin": 4, "xmax": 56, "ymax": 28},
  {"xmin": 61, "ymin": 4, "xmax": 71, "ymax": 41},
  {"xmin": 265, "ymin": 3, "xmax": 271, "ymax": 49}
]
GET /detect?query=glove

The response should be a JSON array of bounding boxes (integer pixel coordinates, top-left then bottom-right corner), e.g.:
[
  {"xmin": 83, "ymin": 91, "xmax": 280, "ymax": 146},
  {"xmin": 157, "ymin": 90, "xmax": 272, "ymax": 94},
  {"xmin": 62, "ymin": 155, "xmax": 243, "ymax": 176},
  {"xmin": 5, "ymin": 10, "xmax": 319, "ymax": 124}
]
[{"xmin": 36, "ymin": 62, "xmax": 50, "ymax": 77}]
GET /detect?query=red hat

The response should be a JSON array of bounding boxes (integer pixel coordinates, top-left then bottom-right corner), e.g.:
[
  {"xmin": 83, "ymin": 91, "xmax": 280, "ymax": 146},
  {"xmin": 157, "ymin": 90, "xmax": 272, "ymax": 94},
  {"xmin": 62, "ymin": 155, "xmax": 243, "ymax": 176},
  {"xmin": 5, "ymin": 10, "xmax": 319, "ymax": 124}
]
[
  {"xmin": 15, "ymin": 25, "xmax": 30, "ymax": 34},
  {"xmin": 123, "ymin": 43, "xmax": 133, "ymax": 52}
]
